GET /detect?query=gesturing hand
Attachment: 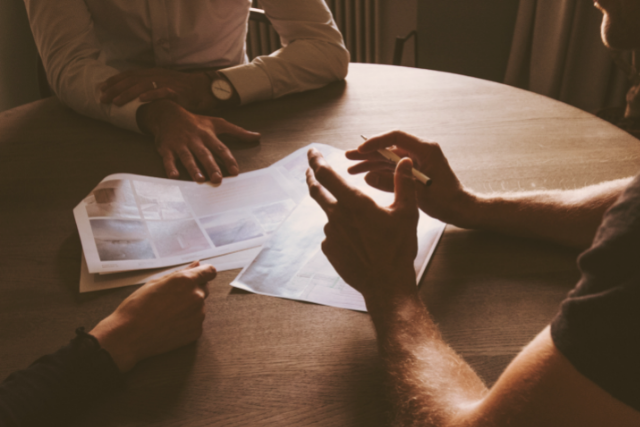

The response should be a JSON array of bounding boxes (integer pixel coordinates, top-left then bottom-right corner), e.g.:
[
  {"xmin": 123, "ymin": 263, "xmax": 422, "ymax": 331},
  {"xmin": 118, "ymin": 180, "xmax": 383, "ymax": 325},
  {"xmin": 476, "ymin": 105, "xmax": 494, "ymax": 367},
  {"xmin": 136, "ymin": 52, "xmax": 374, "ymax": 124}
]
[
  {"xmin": 346, "ymin": 130, "xmax": 475, "ymax": 228},
  {"xmin": 100, "ymin": 68, "xmax": 216, "ymax": 112},
  {"xmin": 137, "ymin": 99, "xmax": 260, "ymax": 183},
  {"xmin": 90, "ymin": 261, "xmax": 216, "ymax": 373},
  {"xmin": 306, "ymin": 148, "xmax": 420, "ymax": 306}
]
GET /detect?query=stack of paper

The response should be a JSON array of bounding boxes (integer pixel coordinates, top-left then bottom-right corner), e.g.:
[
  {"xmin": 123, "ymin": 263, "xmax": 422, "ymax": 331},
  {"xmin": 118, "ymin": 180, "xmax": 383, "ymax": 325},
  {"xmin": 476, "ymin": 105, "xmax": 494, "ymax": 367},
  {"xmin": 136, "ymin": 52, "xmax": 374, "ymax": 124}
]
[{"xmin": 74, "ymin": 144, "xmax": 445, "ymax": 312}]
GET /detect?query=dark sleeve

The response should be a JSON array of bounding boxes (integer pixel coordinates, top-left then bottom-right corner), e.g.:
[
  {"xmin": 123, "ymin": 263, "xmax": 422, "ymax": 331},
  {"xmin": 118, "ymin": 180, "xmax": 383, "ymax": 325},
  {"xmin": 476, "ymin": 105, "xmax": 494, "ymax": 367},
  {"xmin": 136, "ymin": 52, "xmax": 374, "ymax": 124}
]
[
  {"xmin": 0, "ymin": 328, "xmax": 124, "ymax": 427},
  {"xmin": 551, "ymin": 174, "xmax": 640, "ymax": 412}
]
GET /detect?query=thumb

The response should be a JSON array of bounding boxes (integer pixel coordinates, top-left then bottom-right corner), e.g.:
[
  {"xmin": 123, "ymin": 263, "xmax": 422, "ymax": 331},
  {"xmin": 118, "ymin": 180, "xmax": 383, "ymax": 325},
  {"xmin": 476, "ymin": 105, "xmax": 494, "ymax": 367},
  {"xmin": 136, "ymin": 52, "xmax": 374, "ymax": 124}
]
[
  {"xmin": 185, "ymin": 263, "xmax": 218, "ymax": 284},
  {"xmin": 393, "ymin": 157, "xmax": 417, "ymax": 211}
]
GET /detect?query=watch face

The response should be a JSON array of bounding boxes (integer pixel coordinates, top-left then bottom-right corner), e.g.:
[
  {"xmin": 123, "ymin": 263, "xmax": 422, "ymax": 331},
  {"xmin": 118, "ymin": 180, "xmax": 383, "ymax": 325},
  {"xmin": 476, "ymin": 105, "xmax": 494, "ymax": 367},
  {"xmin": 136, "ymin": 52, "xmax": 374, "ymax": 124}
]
[{"xmin": 212, "ymin": 79, "xmax": 233, "ymax": 101}]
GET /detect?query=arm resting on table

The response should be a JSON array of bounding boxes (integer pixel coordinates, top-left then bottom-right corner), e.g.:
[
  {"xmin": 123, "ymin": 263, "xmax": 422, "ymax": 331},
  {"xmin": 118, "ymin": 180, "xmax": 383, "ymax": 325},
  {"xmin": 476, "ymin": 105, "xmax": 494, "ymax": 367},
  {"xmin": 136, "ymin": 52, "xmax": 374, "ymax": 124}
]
[
  {"xmin": 462, "ymin": 178, "xmax": 632, "ymax": 249},
  {"xmin": 221, "ymin": 0, "xmax": 350, "ymax": 105},
  {"xmin": 371, "ymin": 293, "xmax": 640, "ymax": 427},
  {"xmin": 24, "ymin": 0, "xmax": 143, "ymax": 132}
]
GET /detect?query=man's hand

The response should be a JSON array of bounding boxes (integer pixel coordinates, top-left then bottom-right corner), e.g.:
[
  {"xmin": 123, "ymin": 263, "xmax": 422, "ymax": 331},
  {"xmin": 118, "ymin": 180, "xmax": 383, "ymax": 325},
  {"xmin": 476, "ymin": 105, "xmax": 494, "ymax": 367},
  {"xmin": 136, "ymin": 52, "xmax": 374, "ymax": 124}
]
[
  {"xmin": 346, "ymin": 130, "xmax": 476, "ymax": 228},
  {"xmin": 349, "ymin": 130, "xmax": 631, "ymax": 249},
  {"xmin": 306, "ymin": 148, "xmax": 420, "ymax": 308},
  {"xmin": 100, "ymin": 68, "xmax": 216, "ymax": 112},
  {"xmin": 90, "ymin": 261, "xmax": 216, "ymax": 373},
  {"xmin": 137, "ymin": 99, "xmax": 260, "ymax": 183}
]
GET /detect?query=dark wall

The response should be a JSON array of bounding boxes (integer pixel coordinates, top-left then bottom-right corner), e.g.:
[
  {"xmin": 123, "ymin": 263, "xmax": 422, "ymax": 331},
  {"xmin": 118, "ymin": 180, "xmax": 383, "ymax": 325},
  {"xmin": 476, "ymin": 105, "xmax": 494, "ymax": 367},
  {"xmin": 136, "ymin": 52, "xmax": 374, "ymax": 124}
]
[
  {"xmin": 0, "ymin": 0, "xmax": 40, "ymax": 112},
  {"xmin": 417, "ymin": 0, "xmax": 520, "ymax": 82}
]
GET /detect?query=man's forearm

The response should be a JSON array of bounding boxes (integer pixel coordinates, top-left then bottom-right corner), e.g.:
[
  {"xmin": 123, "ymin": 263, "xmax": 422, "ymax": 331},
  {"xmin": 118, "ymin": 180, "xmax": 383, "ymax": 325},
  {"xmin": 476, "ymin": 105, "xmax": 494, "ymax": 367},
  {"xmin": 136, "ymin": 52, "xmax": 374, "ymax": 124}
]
[
  {"xmin": 459, "ymin": 178, "xmax": 632, "ymax": 249},
  {"xmin": 367, "ymin": 293, "xmax": 488, "ymax": 427}
]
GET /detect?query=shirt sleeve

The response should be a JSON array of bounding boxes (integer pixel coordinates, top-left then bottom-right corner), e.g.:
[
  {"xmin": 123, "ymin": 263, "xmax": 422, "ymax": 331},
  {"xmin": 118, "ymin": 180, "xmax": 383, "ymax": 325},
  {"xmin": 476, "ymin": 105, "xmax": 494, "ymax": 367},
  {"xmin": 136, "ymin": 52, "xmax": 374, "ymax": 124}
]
[
  {"xmin": 220, "ymin": 0, "xmax": 350, "ymax": 105},
  {"xmin": 24, "ymin": 0, "xmax": 143, "ymax": 132},
  {"xmin": 550, "ymin": 174, "xmax": 640, "ymax": 412},
  {"xmin": 0, "ymin": 328, "xmax": 124, "ymax": 427}
]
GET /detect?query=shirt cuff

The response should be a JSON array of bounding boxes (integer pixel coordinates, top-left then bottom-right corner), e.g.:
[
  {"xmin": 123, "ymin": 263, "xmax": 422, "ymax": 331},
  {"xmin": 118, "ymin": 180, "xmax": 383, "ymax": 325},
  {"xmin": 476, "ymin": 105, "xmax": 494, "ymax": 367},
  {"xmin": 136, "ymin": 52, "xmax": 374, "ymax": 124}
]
[
  {"xmin": 108, "ymin": 99, "xmax": 145, "ymax": 133},
  {"xmin": 220, "ymin": 64, "xmax": 273, "ymax": 105}
]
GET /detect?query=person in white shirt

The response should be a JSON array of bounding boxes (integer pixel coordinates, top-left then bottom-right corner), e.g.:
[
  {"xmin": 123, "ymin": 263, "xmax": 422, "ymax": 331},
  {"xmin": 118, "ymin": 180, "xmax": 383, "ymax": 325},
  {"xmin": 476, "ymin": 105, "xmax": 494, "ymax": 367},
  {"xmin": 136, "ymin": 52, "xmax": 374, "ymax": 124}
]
[{"xmin": 24, "ymin": 0, "xmax": 349, "ymax": 183}]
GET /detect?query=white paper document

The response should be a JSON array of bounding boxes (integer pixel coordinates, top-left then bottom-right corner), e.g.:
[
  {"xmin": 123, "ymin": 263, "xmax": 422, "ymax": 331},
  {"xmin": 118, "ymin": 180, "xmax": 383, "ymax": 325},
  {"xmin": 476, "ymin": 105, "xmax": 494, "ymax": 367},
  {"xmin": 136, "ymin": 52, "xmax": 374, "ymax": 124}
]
[
  {"xmin": 232, "ymin": 148, "xmax": 446, "ymax": 312},
  {"xmin": 74, "ymin": 143, "xmax": 343, "ymax": 292},
  {"xmin": 73, "ymin": 143, "xmax": 445, "ymax": 302},
  {"xmin": 74, "ymin": 168, "xmax": 306, "ymax": 274},
  {"xmin": 79, "ymin": 248, "xmax": 261, "ymax": 293}
]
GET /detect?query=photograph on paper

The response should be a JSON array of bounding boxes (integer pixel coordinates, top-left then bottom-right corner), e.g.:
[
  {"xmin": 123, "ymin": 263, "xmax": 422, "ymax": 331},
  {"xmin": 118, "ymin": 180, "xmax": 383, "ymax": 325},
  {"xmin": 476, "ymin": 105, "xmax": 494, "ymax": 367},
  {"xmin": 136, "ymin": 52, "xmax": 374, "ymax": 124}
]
[
  {"xmin": 85, "ymin": 180, "xmax": 140, "ymax": 219},
  {"xmin": 75, "ymin": 165, "xmax": 307, "ymax": 274},
  {"xmin": 90, "ymin": 219, "xmax": 156, "ymax": 261},
  {"xmin": 147, "ymin": 219, "xmax": 211, "ymax": 258},
  {"xmin": 200, "ymin": 212, "xmax": 264, "ymax": 247},
  {"xmin": 133, "ymin": 180, "xmax": 192, "ymax": 220}
]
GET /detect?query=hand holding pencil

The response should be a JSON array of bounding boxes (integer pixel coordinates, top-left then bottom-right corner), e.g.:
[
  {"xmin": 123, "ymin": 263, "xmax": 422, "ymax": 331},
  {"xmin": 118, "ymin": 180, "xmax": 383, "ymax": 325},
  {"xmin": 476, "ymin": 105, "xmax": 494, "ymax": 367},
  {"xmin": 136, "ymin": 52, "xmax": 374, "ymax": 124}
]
[
  {"xmin": 360, "ymin": 135, "xmax": 432, "ymax": 185},
  {"xmin": 345, "ymin": 130, "xmax": 476, "ymax": 228}
]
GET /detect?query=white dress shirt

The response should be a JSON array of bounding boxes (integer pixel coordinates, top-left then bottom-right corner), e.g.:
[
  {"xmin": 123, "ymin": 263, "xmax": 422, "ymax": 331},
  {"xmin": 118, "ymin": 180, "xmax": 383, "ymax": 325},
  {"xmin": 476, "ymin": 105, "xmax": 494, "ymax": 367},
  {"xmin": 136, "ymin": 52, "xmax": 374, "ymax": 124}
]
[{"xmin": 24, "ymin": 0, "xmax": 349, "ymax": 132}]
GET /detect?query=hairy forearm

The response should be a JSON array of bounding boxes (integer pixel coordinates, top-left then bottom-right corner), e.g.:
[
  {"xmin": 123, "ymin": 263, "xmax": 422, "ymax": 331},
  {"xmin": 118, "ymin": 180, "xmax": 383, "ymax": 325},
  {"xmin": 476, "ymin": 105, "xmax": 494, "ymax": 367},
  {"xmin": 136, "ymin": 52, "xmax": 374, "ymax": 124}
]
[
  {"xmin": 368, "ymin": 294, "xmax": 488, "ymax": 427},
  {"xmin": 459, "ymin": 178, "xmax": 631, "ymax": 249}
]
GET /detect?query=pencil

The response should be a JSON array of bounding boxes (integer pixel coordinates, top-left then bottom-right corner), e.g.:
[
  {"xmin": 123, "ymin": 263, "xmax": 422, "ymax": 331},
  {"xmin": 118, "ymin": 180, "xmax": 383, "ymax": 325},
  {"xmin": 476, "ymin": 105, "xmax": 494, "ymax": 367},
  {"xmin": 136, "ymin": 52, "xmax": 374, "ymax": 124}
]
[{"xmin": 360, "ymin": 135, "xmax": 432, "ymax": 186}]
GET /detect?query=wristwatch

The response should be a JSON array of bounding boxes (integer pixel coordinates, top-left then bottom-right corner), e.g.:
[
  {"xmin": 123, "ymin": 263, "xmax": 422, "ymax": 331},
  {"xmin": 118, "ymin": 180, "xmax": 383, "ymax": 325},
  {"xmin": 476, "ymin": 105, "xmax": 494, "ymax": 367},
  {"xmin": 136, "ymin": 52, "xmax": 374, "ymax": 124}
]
[{"xmin": 205, "ymin": 70, "xmax": 237, "ymax": 106}]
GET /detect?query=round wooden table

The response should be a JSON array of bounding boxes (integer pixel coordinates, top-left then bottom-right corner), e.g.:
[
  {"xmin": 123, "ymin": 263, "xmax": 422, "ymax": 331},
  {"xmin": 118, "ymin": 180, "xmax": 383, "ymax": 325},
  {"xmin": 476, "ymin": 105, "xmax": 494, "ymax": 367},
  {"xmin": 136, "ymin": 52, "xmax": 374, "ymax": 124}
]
[{"xmin": 1, "ymin": 63, "xmax": 639, "ymax": 426}]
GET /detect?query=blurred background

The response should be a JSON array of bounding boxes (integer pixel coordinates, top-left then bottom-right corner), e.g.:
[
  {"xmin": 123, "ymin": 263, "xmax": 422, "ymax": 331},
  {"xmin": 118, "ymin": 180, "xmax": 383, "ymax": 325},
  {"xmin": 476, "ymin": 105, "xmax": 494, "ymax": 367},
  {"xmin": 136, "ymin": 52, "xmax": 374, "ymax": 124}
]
[{"xmin": 1, "ymin": 0, "xmax": 635, "ymax": 116}]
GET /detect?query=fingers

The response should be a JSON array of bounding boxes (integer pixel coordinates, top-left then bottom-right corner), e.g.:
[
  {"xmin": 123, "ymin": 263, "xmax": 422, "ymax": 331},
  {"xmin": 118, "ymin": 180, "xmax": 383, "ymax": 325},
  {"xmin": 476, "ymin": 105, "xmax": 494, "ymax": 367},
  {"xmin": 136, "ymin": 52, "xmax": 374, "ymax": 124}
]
[
  {"xmin": 189, "ymin": 264, "xmax": 217, "ymax": 282},
  {"xmin": 346, "ymin": 151, "xmax": 401, "ymax": 193},
  {"xmin": 201, "ymin": 134, "xmax": 238, "ymax": 178},
  {"xmin": 101, "ymin": 78, "xmax": 147, "ymax": 105},
  {"xmin": 197, "ymin": 284, "xmax": 210, "ymax": 299},
  {"xmin": 150, "ymin": 107, "xmax": 248, "ymax": 183},
  {"xmin": 365, "ymin": 171, "xmax": 395, "ymax": 193},
  {"xmin": 139, "ymin": 87, "xmax": 179, "ymax": 103},
  {"xmin": 307, "ymin": 148, "xmax": 362, "ymax": 207},
  {"xmin": 176, "ymin": 148, "xmax": 207, "ymax": 183},
  {"xmin": 345, "ymin": 149, "xmax": 383, "ymax": 162},
  {"xmin": 190, "ymin": 140, "xmax": 224, "ymax": 182},
  {"xmin": 187, "ymin": 264, "xmax": 216, "ymax": 298},
  {"xmin": 157, "ymin": 135, "xmax": 227, "ymax": 183},
  {"xmin": 158, "ymin": 149, "xmax": 180, "ymax": 179},
  {"xmin": 100, "ymin": 69, "xmax": 137, "ymax": 91},
  {"xmin": 215, "ymin": 119, "xmax": 261, "ymax": 143},
  {"xmin": 157, "ymin": 136, "xmax": 224, "ymax": 183},
  {"xmin": 111, "ymin": 81, "xmax": 155, "ymax": 106},
  {"xmin": 347, "ymin": 159, "xmax": 394, "ymax": 175},
  {"xmin": 393, "ymin": 158, "xmax": 417, "ymax": 211},
  {"xmin": 306, "ymin": 167, "xmax": 336, "ymax": 213},
  {"xmin": 177, "ymin": 263, "xmax": 217, "ymax": 299},
  {"xmin": 100, "ymin": 69, "xmax": 157, "ymax": 104},
  {"xmin": 358, "ymin": 130, "xmax": 430, "ymax": 158}
]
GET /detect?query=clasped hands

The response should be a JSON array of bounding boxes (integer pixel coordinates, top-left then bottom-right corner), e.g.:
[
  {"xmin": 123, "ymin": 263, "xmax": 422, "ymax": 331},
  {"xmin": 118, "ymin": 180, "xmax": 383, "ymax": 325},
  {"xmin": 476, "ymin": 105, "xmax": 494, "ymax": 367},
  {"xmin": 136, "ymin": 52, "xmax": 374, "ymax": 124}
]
[
  {"xmin": 100, "ymin": 67, "xmax": 260, "ymax": 184},
  {"xmin": 100, "ymin": 67, "xmax": 217, "ymax": 111},
  {"xmin": 306, "ymin": 131, "xmax": 473, "ymax": 309}
]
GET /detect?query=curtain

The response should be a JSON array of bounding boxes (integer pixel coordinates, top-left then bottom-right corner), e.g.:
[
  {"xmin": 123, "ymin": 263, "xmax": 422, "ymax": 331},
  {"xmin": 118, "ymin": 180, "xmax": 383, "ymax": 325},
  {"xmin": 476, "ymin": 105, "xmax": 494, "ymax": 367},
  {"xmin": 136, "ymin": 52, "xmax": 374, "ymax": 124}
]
[{"xmin": 504, "ymin": 0, "xmax": 630, "ymax": 113}]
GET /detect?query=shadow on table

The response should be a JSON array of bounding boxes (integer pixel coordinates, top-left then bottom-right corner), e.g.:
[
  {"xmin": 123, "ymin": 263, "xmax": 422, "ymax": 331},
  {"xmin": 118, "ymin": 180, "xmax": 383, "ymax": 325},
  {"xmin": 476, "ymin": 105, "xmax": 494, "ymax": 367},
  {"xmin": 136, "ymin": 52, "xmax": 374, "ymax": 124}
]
[
  {"xmin": 419, "ymin": 228, "xmax": 581, "ymax": 386},
  {"xmin": 219, "ymin": 291, "xmax": 393, "ymax": 426}
]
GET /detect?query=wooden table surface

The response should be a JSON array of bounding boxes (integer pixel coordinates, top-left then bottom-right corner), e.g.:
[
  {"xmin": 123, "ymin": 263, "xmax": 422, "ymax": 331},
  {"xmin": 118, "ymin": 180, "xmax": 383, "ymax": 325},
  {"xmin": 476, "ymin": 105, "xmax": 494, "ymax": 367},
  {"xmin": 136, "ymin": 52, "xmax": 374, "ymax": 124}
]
[{"xmin": 1, "ymin": 63, "xmax": 639, "ymax": 426}]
